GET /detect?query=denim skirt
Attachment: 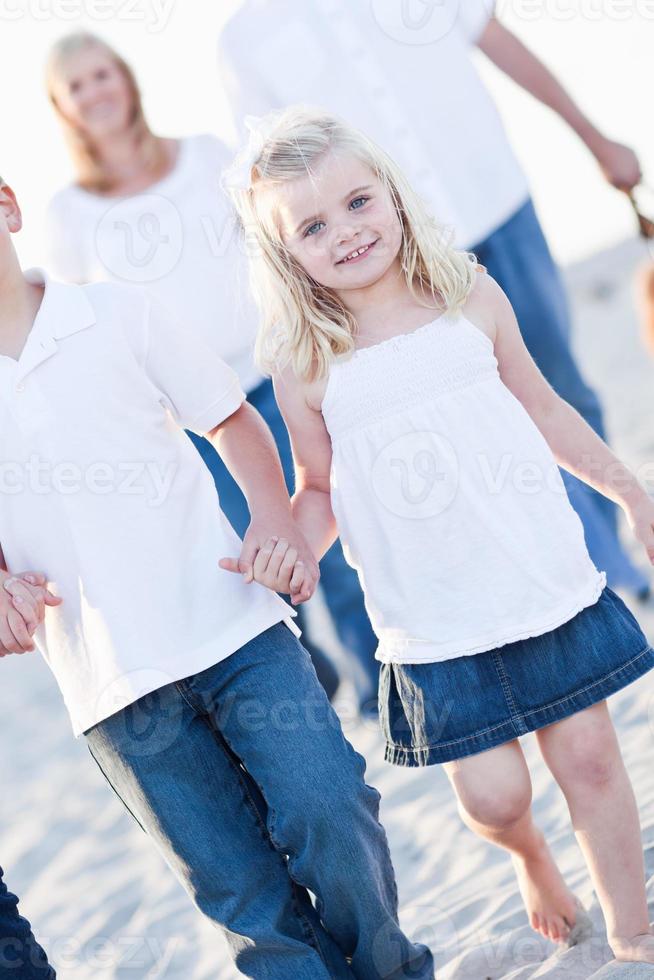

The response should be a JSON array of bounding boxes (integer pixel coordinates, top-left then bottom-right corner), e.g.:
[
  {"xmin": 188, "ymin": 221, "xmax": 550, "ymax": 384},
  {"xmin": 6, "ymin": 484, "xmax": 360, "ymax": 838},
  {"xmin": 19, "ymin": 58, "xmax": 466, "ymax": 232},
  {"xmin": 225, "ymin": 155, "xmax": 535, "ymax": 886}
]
[{"xmin": 380, "ymin": 586, "xmax": 654, "ymax": 766}]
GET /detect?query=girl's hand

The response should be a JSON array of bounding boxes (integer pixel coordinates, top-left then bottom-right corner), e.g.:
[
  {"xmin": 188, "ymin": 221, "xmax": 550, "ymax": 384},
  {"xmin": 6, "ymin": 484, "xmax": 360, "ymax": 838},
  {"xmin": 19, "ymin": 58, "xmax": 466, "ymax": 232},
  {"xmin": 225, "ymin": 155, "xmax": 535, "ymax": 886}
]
[
  {"xmin": 219, "ymin": 522, "xmax": 320, "ymax": 604},
  {"xmin": 625, "ymin": 497, "xmax": 654, "ymax": 566},
  {"xmin": 251, "ymin": 536, "xmax": 316, "ymax": 603}
]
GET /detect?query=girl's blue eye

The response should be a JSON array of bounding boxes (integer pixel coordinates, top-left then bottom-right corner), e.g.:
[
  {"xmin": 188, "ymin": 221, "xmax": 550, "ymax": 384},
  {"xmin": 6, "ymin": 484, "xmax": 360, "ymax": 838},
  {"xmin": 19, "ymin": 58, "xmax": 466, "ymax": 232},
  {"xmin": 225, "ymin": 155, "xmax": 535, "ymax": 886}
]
[
  {"xmin": 304, "ymin": 221, "xmax": 325, "ymax": 238},
  {"xmin": 350, "ymin": 196, "xmax": 369, "ymax": 210}
]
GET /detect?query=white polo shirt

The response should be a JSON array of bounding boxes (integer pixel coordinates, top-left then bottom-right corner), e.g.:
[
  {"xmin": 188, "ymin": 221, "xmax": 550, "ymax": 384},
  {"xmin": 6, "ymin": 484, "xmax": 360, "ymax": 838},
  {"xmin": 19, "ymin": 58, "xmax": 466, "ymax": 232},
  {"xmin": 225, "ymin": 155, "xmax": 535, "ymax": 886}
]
[
  {"xmin": 217, "ymin": 0, "xmax": 530, "ymax": 249},
  {"xmin": 0, "ymin": 270, "xmax": 299, "ymax": 736}
]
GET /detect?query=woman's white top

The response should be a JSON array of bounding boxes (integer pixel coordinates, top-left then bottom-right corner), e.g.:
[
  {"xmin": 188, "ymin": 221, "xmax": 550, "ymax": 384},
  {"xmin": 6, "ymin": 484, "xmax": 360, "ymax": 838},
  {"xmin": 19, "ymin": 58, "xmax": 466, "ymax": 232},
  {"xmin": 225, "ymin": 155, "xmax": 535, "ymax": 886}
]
[
  {"xmin": 321, "ymin": 311, "xmax": 606, "ymax": 665},
  {"xmin": 45, "ymin": 134, "xmax": 264, "ymax": 393}
]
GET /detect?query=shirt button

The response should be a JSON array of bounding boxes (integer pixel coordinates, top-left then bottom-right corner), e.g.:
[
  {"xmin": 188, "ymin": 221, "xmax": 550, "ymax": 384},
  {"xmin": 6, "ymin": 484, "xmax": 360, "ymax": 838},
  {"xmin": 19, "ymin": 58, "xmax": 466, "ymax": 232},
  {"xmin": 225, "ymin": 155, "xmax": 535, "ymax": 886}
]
[{"xmin": 15, "ymin": 382, "xmax": 25, "ymax": 393}]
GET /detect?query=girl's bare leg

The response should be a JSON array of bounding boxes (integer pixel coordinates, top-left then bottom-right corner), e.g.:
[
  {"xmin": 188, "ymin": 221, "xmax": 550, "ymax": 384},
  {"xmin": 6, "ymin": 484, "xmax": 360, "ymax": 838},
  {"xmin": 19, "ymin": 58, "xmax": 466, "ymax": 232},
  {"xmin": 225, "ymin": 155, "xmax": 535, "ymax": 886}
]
[
  {"xmin": 536, "ymin": 699, "xmax": 654, "ymax": 962},
  {"xmin": 444, "ymin": 739, "xmax": 578, "ymax": 942}
]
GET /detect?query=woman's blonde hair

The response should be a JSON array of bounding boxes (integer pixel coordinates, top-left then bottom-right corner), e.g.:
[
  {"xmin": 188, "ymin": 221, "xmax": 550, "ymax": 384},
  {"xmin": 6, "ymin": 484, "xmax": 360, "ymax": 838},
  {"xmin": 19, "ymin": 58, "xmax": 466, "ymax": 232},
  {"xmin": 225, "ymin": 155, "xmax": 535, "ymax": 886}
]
[
  {"xmin": 228, "ymin": 106, "xmax": 479, "ymax": 382},
  {"xmin": 46, "ymin": 32, "xmax": 168, "ymax": 194}
]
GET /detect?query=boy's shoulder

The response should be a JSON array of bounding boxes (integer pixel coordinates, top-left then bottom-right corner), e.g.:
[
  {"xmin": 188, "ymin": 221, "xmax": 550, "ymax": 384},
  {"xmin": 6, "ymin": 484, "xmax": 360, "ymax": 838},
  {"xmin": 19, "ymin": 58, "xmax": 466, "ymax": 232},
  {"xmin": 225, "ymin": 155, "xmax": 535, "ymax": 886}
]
[
  {"xmin": 73, "ymin": 279, "xmax": 150, "ymax": 316},
  {"xmin": 53, "ymin": 278, "xmax": 151, "ymax": 345}
]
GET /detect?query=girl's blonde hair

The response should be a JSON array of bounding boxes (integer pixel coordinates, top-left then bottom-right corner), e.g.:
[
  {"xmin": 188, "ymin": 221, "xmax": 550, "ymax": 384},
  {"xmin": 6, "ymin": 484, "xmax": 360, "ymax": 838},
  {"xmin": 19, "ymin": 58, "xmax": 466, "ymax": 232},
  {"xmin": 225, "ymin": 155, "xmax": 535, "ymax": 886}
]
[
  {"xmin": 46, "ymin": 32, "xmax": 168, "ymax": 194},
  {"xmin": 228, "ymin": 106, "xmax": 479, "ymax": 382}
]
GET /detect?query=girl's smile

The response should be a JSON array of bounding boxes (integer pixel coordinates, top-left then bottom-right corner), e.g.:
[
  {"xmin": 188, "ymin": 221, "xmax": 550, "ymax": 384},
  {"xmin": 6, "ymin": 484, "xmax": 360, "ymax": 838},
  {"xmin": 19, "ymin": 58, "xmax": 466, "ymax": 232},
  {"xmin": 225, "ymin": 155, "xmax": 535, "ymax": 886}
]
[{"xmin": 336, "ymin": 238, "xmax": 380, "ymax": 265}]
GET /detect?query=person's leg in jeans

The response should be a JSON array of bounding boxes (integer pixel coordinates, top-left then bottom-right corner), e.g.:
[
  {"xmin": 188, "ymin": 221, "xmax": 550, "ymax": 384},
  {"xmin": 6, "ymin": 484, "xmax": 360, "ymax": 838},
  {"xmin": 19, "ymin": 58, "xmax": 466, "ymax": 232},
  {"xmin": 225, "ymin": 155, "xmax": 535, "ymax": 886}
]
[
  {"xmin": 473, "ymin": 197, "xmax": 650, "ymax": 596},
  {"xmin": 86, "ymin": 623, "xmax": 433, "ymax": 980},
  {"xmin": 0, "ymin": 868, "xmax": 55, "ymax": 979},
  {"xmin": 86, "ymin": 687, "xmax": 352, "ymax": 980},
  {"xmin": 189, "ymin": 377, "xmax": 380, "ymax": 711}
]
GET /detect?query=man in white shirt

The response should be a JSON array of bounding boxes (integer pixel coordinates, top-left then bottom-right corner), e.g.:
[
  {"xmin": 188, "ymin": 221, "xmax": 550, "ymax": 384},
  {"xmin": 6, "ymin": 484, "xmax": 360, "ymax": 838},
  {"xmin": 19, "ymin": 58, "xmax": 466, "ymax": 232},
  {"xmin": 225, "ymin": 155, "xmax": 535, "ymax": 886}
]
[
  {"xmin": 0, "ymin": 176, "xmax": 434, "ymax": 979},
  {"xmin": 217, "ymin": 0, "xmax": 651, "ymax": 601}
]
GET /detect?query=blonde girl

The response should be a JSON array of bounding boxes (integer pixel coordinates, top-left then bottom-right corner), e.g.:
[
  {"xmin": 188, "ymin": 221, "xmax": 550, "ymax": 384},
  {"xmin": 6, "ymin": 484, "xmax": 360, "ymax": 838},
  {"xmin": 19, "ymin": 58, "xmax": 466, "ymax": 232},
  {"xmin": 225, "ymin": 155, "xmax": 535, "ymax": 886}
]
[{"xmin": 220, "ymin": 106, "xmax": 654, "ymax": 963}]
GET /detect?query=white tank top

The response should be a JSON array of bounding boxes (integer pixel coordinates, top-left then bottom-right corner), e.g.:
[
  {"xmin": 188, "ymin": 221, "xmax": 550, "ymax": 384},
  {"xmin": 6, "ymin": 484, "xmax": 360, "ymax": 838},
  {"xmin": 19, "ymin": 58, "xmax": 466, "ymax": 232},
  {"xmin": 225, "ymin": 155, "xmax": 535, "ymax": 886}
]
[{"xmin": 321, "ymin": 311, "xmax": 606, "ymax": 664}]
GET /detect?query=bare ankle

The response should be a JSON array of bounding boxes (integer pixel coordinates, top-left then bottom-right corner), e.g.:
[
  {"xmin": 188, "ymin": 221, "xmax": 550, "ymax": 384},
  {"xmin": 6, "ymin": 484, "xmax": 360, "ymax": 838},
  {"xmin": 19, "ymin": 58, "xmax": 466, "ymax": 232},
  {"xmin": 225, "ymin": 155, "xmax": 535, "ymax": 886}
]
[{"xmin": 512, "ymin": 828, "xmax": 549, "ymax": 864}]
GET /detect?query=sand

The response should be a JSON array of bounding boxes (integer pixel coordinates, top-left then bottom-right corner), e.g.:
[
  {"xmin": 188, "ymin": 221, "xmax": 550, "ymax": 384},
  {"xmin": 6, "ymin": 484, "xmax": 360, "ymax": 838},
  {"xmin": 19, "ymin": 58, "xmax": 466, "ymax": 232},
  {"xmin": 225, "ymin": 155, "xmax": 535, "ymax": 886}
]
[{"xmin": 2, "ymin": 236, "xmax": 654, "ymax": 978}]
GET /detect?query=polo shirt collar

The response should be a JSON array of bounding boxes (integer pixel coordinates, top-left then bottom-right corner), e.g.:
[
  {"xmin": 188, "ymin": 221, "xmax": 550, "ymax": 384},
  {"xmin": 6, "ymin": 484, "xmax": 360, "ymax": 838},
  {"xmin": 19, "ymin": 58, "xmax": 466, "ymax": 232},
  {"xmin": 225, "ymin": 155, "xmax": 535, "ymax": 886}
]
[{"xmin": 16, "ymin": 268, "xmax": 96, "ymax": 381}]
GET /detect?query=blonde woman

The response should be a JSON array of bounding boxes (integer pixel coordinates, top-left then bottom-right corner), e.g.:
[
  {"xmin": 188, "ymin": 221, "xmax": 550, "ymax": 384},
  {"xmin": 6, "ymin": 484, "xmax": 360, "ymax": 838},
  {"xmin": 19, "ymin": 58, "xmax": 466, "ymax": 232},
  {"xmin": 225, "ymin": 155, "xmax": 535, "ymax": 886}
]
[
  {"xmin": 223, "ymin": 107, "xmax": 654, "ymax": 964},
  {"xmin": 44, "ymin": 32, "xmax": 382, "ymax": 712}
]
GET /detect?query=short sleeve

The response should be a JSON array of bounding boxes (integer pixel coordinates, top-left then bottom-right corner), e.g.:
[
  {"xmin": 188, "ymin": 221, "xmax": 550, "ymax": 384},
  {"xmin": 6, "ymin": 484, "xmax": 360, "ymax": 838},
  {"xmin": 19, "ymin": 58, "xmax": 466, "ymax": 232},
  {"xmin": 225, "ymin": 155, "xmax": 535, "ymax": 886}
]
[
  {"xmin": 456, "ymin": 0, "xmax": 495, "ymax": 44},
  {"xmin": 143, "ymin": 296, "xmax": 246, "ymax": 434}
]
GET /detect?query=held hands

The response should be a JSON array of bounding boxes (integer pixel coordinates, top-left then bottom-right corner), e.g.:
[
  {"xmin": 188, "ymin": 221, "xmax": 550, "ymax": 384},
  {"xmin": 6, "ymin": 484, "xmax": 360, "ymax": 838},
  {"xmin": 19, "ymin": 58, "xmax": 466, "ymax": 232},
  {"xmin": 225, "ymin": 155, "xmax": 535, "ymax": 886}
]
[
  {"xmin": 219, "ymin": 518, "xmax": 320, "ymax": 605},
  {"xmin": 0, "ymin": 570, "xmax": 62, "ymax": 657}
]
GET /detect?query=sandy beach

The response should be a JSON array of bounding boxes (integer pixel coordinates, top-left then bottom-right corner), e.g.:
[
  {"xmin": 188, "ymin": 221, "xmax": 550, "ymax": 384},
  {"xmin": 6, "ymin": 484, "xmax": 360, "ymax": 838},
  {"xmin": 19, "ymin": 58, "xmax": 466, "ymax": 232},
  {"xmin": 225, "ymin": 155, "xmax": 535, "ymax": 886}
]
[{"xmin": 2, "ymin": 236, "xmax": 654, "ymax": 978}]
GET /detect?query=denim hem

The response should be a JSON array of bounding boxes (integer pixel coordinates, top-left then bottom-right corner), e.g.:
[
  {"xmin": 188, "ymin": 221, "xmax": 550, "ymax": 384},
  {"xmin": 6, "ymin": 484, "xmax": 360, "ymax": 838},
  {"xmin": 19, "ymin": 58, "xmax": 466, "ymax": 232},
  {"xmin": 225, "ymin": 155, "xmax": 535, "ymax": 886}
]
[{"xmin": 384, "ymin": 643, "xmax": 654, "ymax": 767}]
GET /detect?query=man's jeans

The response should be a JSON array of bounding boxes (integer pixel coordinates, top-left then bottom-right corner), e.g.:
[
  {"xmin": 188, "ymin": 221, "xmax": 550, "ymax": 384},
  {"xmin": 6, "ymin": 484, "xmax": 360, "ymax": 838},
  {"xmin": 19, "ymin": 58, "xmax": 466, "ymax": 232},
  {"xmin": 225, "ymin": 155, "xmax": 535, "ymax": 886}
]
[
  {"xmin": 85, "ymin": 623, "xmax": 433, "ymax": 980},
  {"xmin": 0, "ymin": 869, "xmax": 55, "ymax": 978},
  {"xmin": 474, "ymin": 196, "xmax": 649, "ymax": 594},
  {"xmin": 188, "ymin": 376, "xmax": 380, "ymax": 712}
]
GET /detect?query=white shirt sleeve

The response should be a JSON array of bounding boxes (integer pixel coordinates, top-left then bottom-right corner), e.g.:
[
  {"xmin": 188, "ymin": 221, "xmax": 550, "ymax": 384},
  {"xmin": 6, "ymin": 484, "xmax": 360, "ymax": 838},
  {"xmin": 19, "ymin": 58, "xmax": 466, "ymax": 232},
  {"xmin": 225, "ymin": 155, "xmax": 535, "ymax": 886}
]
[
  {"xmin": 456, "ymin": 0, "xmax": 496, "ymax": 44},
  {"xmin": 143, "ymin": 296, "xmax": 246, "ymax": 434}
]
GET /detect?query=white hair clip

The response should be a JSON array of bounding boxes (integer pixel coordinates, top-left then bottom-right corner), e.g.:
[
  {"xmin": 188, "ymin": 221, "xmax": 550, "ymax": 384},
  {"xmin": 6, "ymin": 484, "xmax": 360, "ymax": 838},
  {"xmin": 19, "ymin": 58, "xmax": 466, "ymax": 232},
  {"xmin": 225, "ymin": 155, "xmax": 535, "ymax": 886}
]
[{"xmin": 222, "ymin": 113, "xmax": 281, "ymax": 192}]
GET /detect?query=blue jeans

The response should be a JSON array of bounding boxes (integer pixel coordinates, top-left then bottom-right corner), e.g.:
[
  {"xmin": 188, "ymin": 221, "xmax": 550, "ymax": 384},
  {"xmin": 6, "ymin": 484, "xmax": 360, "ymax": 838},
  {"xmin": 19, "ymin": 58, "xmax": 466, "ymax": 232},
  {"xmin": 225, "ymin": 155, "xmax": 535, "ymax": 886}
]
[
  {"xmin": 85, "ymin": 623, "xmax": 434, "ymax": 980},
  {"xmin": 0, "ymin": 869, "xmax": 55, "ymax": 978},
  {"xmin": 188, "ymin": 377, "xmax": 380, "ymax": 710},
  {"xmin": 473, "ymin": 197, "xmax": 649, "ymax": 594}
]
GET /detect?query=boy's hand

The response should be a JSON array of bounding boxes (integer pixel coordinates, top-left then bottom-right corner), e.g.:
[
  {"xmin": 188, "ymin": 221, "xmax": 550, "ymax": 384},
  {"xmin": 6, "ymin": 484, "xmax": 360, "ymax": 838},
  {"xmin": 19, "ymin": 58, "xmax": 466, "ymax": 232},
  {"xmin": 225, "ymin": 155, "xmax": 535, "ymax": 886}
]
[
  {"xmin": 625, "ymin": 496, "xmax": 654, "ymax": 567},
  {"xmin": 219, "ymin": 520, "xmax": 320, "ymax": 604},
  {"xmin": 0, "ymin": 570, "xmax": 62, "ymax": 656}
]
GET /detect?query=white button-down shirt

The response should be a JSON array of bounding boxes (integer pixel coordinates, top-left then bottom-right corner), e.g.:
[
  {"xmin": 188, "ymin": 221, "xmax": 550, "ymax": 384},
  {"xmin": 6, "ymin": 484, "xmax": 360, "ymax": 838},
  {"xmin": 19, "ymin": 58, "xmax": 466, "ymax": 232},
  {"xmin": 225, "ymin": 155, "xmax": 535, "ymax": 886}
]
[
  {"xmin": 0, "ymin": 270, "xmax": 299, "ymax": 736},
  {"xmin": 217, "ymin": 0, "xmax": 530, "ymax": 248}
]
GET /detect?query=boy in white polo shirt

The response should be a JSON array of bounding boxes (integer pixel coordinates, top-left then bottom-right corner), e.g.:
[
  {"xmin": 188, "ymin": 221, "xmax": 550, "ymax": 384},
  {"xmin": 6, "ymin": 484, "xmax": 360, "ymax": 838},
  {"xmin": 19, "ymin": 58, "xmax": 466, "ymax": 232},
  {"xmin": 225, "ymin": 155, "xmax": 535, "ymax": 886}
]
[{"xmin": 0, "ymin": 177, "xmax": 434, "ymax": 980}]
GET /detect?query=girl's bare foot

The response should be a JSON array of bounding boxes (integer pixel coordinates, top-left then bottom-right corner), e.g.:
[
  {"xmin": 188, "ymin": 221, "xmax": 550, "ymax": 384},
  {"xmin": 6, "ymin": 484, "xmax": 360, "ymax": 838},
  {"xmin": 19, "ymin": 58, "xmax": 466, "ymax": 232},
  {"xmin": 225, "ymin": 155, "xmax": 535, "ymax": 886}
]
[
  {"xmin": 511, "ymin": 838, "xmax": 579, "ymax": 943},
  {"xmin": 611, "ymin": 925, "xmax": 654, "ymax": 964}
]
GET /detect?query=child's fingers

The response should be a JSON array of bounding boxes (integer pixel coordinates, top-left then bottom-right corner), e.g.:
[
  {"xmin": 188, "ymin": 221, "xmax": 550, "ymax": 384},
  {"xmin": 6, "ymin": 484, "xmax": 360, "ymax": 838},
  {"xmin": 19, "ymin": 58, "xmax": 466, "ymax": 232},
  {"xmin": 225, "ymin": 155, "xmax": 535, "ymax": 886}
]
[
  {"xmin": 276, "ymin": 546, "xmax": 298, "ymax": 590},
  {"xmin": 290, "ymin": 564, "xmax": 317, "ymax": 605},
  {"xmin": 240, "ymin": 536, "xmax": 270, "ymax": 583},
  {"xmin": 0, "ymin": 620, "xmax": 17, "ymax": 654},
  {"xmin": 3, "ymin": 579, "xmax": 41, "ymax": 629},
  {"xmin": 220, "ymin": 557, "xmax": 255, "ymax": 583},
  {"xmin": 6, "ymin": 609, "xmax": 34, "ymax": 652},
  {"xmin": 9, "ymin": 595, "xmax": 38, "ymax": 635},
  {"xmin": 19, "ymin": 571, "xmax": 47, "ymax": 587},
  {"xmin": 43, "ymin": 589, "xmax": 63, "ymax": 606},
  {"xmin": 260, "ymin": 538, "xmax": 291, "ymax": 582},
  {"xmin": 289, "ymin": 561, "xmax": 306, "ymax": 596},
  {"xmin": 252, "ymin": 537, "xmax": 280, "ymax": 579},
  {"xmin": 219, "ymin": 557, "xmax": 242, "ymax": 574},
  {"xmin": 7, "ymin": 574, "xmax": 62, "ymax": 609}
]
